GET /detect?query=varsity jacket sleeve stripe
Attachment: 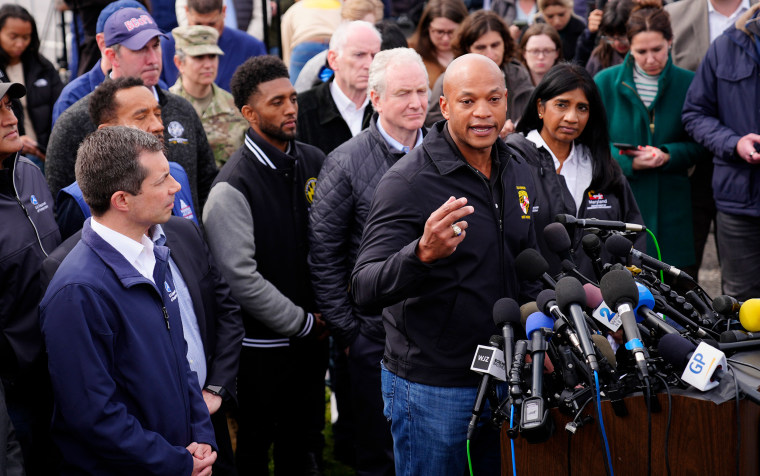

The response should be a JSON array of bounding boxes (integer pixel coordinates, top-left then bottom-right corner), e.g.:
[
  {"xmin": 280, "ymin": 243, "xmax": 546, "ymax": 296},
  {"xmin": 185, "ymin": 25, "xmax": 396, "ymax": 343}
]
[{"xmin": 202, "ymin": 182, "xmax": 307, "ymax": 336}]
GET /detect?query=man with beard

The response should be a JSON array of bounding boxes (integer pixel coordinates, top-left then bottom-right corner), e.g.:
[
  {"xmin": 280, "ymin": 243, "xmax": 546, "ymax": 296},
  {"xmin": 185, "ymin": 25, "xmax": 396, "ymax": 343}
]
[
  {"xmin": 202, "ymin": 55, "xmax": 329, "ymax": 475},
  {"xmin": 54, "ymin": 77, "xmax": 197, "ymax": 240}
]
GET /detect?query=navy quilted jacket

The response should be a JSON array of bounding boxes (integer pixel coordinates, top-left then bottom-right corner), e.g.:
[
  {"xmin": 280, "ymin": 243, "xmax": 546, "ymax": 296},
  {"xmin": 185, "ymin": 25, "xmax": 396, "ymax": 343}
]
[{"xmin": 308, "ymin": 115, "xmax": 418, "ymax": 348}]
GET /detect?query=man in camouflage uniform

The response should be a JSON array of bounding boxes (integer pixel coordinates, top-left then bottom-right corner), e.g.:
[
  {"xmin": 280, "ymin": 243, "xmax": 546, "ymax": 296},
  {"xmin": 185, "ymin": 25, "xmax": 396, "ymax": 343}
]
[{"xmin": 170, "ymin": 25, "xmax": 247, "ymax": 167}]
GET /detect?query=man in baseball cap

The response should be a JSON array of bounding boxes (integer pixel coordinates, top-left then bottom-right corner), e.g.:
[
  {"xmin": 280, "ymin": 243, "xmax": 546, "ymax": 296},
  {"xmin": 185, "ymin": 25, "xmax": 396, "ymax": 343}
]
[
  {"xmin": 103, "ymin": 7, "xmax": 168, "ymax": 88},
  {"xmin": 169, "ymin": 25, "xmax": 247, "ymax": 167},
  {"xmin": 53, "ymin": 0, "xmax": 149, "ymax": 124}
]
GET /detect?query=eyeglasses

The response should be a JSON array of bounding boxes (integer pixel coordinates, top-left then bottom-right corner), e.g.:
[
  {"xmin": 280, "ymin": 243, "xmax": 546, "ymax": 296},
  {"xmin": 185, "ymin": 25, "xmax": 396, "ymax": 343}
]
[
  {"xmin": 601, "ymin": 35, "xmax": 629, "ymax": 46},
  {"xmin": 429, "ymin": 27, "xmax": 457, "ymax": 38},
  {"xmin": 525, "ymin": 48, "xmax": 558, "ymax": 57}
]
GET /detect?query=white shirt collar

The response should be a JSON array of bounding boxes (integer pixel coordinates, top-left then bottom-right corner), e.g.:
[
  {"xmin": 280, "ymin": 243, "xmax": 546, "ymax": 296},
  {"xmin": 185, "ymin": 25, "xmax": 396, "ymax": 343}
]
[
  {"xmin": 707, "ymin": 0, "xmax": 750, "ymax": 14},
  {"xmin": 90, "ymin": 217, "xmax": 156, "ymax": 283},
  {"xmin": 375, "ymin": 119, "xmax": 423, "ymax": 154},
  {"xmin": 707, "ymin": 0, "xmax": 751, "ymax": 42},
  {"xmin": 330, "ymin": 80, "xmax": 369, "ymax": 137}
]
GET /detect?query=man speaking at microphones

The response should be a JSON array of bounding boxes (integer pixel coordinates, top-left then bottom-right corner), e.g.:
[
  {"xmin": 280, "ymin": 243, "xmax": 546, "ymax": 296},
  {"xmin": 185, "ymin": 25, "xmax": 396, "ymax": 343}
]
[{"xmin": 351, "ymin": 54, "xmax": 540, "ymax": 476}]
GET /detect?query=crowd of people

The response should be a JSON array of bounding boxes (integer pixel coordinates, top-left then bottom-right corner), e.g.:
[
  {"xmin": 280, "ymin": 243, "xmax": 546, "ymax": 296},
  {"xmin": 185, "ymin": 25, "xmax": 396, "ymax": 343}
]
[{"xmin": 1, "ymin": 0, "xmax": 759, "ymax": 475}]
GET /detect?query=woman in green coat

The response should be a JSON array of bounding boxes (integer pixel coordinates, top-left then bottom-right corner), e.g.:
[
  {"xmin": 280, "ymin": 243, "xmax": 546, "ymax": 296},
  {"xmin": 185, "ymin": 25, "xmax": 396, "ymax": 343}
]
[{"xmin": 595, "ymin": 0, "xmax": 710, "ymax": 269}]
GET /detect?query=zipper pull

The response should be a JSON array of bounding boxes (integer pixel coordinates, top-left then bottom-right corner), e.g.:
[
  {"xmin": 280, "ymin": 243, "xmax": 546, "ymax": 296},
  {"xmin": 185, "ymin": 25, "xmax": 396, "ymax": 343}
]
[{"xmin": 162, "ymin": 306, "xmax": 170, "ymax": 331}]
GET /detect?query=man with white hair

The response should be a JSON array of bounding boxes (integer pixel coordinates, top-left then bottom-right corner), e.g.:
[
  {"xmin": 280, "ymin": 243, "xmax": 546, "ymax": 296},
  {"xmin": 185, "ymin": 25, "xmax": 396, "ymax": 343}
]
[
  {"xmin": 296, "ymin": 20, "xmax": 382, "ymax": 155},
  {"xmin": 308, "ymin": 47, "xmax": 428, "ymax": 476}
]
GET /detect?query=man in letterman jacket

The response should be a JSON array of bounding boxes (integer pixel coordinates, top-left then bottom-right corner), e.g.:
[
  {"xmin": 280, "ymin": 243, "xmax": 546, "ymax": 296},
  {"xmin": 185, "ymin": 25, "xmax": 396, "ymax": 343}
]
[{"xmin": 202, "ymin": 55, "xmax": 329, "ymax": 474}]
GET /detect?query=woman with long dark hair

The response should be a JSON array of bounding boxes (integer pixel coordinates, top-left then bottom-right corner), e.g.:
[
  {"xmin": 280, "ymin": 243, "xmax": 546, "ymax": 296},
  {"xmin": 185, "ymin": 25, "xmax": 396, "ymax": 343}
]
[
  {"xmin": 0, "ymin": 4, "xmax": 63, "ymax": 171},
  {"xmin": 595, "ymin": 0, "xmax": 709, "ymax": 272},
  {"xmin": 409, "ymin": 0, "xmax": 469, "ymax": 87},
  {"xmin": 425, "ymin": 10, "xmax": 534, "ymax": 130},
  {"xmin": 507, "ymin": 63, "xmax": 644, "ymax": 277}
]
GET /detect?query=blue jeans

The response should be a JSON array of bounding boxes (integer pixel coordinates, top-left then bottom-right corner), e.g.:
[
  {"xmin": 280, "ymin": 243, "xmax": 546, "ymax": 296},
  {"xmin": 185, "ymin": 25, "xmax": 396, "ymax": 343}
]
[
  {"xmin": 380, "ymin": 363, "xmax": 504, "ymax": 476},
  {"xmin": 289, "ymin": 41, "xmax": 329, "ymax": 85}
]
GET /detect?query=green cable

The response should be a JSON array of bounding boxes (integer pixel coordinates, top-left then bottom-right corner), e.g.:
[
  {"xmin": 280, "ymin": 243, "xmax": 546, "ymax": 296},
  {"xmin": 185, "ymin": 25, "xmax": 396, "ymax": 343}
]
[
  {"xmin": 645, "ymin": 228, "xmax": 664, "ymax": 282},
  {"xmin": 467, "ymin": 439, "xmax": 474, "ymax": 476}
]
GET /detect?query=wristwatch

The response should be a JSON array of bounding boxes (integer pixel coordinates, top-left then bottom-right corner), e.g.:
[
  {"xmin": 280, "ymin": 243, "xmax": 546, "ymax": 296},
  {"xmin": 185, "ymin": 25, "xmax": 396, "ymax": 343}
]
[{"xmin": 203, "ymin": 384, "xmax": 228, "ymax": 400}]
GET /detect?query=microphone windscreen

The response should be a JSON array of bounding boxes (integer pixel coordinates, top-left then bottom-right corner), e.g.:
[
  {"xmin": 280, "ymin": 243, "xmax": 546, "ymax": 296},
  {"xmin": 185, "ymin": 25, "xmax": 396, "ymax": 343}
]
[
  {"xmin": 720, "ymin": 330, "xmax": 743, "ymax": 343},
  {"xmin": 581, "ymin": 233, "xmax": 602, "ymax": 255},
  {"xmin": 488, "ymin": 335, "xmax": 505, "ymax": 347},
  {"xmin": 583, "ymin": 283, "xmax": 603, "ymax": 308},
  {"xmin": 605, "ymin": 234, "xmax": 634, "ymax": 258},
  {"xmin": 520, "ymin": 301, "xmax": 539, "ymax": 327},
  {"xmin": 515, "ymin": 248, "xmax": 549, "ymax": 282},
  {"xmin": 657, "ymin": 333, "xmax": 695, "ymax": 371},
  {"xmin": 493, "ymin": 297, "xmax": 522, "ymax": 327},
  {"xmin": 591, "ymin": 334, "xmax": 617, "ymax": 369},
  {"xmin": 536, "ymin": 289, "xmax": 557, "ymax": 315},
  {"xmin": 599, "ymin": 269, "xmax": 639, "ymax": 309},
  {"xmin": 555, "ymin": 214, "xmax": 572, "ymax": 225},
  {"xmin": 544, "ymin": 222, "xmax": 573, "ymax": 254},
  {"xmin": 634, "ymin": 282, "xmax": 656, "ymax": 322},
  {"xmin": 525, "ymin": 312, "xmax": 554, "ymax": 338},
  {"xmin": 740, "ymin": 299, "xmax": 760, "ymax": 332},
  {"xmin": 555, "ymin": 276, "xmax": 586, "ymax": 310},
  {"xmin": 713, "ymin": 295, "xmax": 740, "ymax": 315}
]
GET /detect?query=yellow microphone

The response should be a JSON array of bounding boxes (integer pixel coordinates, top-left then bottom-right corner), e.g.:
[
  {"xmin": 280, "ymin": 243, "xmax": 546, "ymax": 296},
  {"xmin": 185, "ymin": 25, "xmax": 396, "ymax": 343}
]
[{"xmin": 739, "ymin": 298, "xmax": 760, "ymax": 332}]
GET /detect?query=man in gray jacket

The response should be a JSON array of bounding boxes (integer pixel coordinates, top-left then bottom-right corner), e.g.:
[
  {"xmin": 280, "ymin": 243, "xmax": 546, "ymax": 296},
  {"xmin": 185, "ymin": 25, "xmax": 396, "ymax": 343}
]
[{"xmin": 308, "ymin": 48, "xmax": 428, "ymax": 476}]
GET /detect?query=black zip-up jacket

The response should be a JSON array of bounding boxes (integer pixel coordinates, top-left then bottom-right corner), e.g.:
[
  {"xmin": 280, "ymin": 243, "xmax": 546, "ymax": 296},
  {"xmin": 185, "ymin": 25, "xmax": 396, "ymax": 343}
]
[
  {"xmin": 296, "ymin": 79, "xmax": 374, "ymax": 156},
  {"xmin": 308, "ymin": 114, "xmax": 422, "ymax": 349},
  {"xmin": 0, "ymin": 153, "xmax": 60, "ymax": 381},
  {"xmin": 505, "ymin": 133, "xmax": 646, "ymax": 279},
  {"xmin": 351, "ymin": 122, "xmax": 540, "ymax": 387},
  {"xmin": 203, "ymin": 129, "xmax": 325, "ymax": 348},
  {"xmin": 1, "ymin": 54, "xmax": 63, "ymax": 150}
]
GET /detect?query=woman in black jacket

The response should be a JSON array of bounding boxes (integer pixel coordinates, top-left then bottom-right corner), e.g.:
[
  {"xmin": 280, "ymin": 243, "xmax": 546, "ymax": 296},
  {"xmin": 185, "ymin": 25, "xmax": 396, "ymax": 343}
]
[
  {"xmin": 506, "ymin": 63, "xmax": 645, "ymax": 280},
  {"xmin": 0, "ymin": 5, "xmax": 63, "ymax": 170}
]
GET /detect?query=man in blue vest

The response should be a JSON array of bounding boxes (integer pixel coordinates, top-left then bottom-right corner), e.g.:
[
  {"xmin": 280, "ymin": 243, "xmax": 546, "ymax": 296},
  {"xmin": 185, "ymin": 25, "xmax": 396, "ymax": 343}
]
[{"xmin": 55, "ymin": 76, "xmax": 197, "ymax": 240}]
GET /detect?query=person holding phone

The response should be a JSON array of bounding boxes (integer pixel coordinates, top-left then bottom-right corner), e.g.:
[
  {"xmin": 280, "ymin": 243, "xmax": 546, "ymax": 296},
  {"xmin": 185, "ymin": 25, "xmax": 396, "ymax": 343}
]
[{"xmin": 595, "ymin": 0, "xmax": 710, "ymax": 274}]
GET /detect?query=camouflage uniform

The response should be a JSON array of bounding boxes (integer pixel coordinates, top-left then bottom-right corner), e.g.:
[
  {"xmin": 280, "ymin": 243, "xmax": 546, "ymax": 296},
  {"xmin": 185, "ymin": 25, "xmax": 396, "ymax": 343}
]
[{"xmin": 170, "ymin": 78, "xmax": 247, "ymax": 167}]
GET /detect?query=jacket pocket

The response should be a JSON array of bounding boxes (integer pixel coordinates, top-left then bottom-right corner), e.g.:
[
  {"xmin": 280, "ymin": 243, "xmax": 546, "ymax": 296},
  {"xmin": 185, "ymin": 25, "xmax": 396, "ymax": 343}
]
[{"xmin": 712, "ymin": 162, "xmax": 751, "ymax": 207}]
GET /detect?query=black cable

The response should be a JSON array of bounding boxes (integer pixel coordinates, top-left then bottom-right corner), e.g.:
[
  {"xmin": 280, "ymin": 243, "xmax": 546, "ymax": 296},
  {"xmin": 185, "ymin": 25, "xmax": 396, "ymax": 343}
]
[
  {"xmin": 572, "ymin": 396, "xmax": 595, "ymax": 424},
  {"xmin": 644, "ymin": 378, "xmax": 652, "ymax": 476},
  {"xmin": 730, "ymin": 368, "xmax": 741, "ymax": 476},
  {"xmin": 727, "ymin": 358, "xmax": 760, "ymax": 374},
  {"xmin": 655, "ymin": 374, "xmax": 672, "ymax": 476}
]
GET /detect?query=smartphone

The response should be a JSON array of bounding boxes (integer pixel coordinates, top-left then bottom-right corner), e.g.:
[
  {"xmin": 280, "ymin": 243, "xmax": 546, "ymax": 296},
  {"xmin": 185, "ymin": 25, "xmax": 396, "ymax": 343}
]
[{"xmin": 613, "ymin": 143, "xmax": 638, "ymax": 151}]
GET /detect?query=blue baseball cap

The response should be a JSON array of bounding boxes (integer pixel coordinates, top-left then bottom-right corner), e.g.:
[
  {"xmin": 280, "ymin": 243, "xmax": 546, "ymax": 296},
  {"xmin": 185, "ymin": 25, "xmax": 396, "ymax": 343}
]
[
  {"xmin": 104, "ymin": 8, "xmax": 166, "ymax": 50},
  {"xmin": 96, "ymin": 0, "xmax": 146, "ymax": 34}
]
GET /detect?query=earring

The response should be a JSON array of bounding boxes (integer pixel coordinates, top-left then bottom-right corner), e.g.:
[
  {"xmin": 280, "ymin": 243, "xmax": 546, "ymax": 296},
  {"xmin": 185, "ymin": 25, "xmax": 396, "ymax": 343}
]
[{"xmin": 538, "ymin": 113, "xmax": 543, "ymax": 119}]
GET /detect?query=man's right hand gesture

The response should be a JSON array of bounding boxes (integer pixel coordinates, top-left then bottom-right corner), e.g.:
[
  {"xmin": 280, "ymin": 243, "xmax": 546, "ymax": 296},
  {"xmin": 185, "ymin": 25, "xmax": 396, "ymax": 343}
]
[{"xmin": 416, "ymin": 196, "xmax": 474, "ymax": 263}]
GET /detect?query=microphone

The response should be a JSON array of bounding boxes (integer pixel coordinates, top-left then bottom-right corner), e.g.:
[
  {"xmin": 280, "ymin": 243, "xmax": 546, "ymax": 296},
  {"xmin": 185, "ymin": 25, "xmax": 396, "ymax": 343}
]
[
  {"xmin": 635, "ymin": 283, "xmax": 680, "ymax": 336},
  {"xmin": 555, "ymin": 277, "xmax": 600, "ymax": 372},
  {"xmin": 591, "ymin": 334, "xmax": 617, "ymax": 370},
  {"xmin": 658, "ymin": 334, "xmax": 727, "ymax": 392},
  {"xmin": 584, "ymin": 283, "xmax": 603, "ymax": 308},
  {"xmin": 537, "ymin": 290, "xmax": 583, "ymax": 357},
  {"xmin": 520, "ymin": 313, "xmax": 555, "ymax": 443},
  {"xmin": 509, "ymin": 340, "xmax": 529, "ymax": 401},
  {"xmin": 720, "ymin": 329, "xmax": 760, "ymax": 343},
  {"xmin": 556, "ymin": 214, "xmax": 646, "ymax": 232},
  {"xmin": 468, "ymin": 335, "xmax": 506, "ymax": 440},
  {"xmin": 712, "ymin": 295, "xmax": 743, "ymax": 315},
  {"xmin": 544, "ymin": 222, "xmax": 575, "ymax": 264},
  {"xmin": 520, "ymin": 301, "xmax": 539, "ymax": 328},
  {"xmin": 599, "ymin": 269, "xmax": 649, "ymax": 379},
  {"xmin": 515, "ymin": 248, "xmax": 556, "ymax": 289},
  {"xmin": 582, "ymin": 234, "xmax": 605, "ymax": 281},
  {"xmin": 739, "ymin": 299, "xmax": 760, "ymax": 332},
  {"xmin": 606, "ymin": 234, "xmax": 695, "ymax": 283},
  {"xmin": 493, "ymin": 298, "xmax": 521, "ymax": 383}
]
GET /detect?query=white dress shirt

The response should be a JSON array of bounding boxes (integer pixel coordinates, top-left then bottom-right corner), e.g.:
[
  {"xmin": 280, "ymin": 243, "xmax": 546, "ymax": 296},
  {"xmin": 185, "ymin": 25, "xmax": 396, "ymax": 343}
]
[
  {"xmin": 90, "ymin": 217, "xmax": 156, "ymax": 283},
  {"xmin": 526, "ymin": 130, "xmax": 593, "ymax": 212},
  {"xmin": 708, "ymin": 0, "xmax": 751, "ymax": 43},
  {"xmin": 330, "ymin": 80, "xmax": 369, "ymax": 137}
]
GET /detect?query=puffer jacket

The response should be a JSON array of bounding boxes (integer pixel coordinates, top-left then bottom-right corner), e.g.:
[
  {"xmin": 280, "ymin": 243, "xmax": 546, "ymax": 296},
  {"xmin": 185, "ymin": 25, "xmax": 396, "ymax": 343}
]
[{"xmin": 308, "ymin": 114, "xmax": 422, "ymax": 348}]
